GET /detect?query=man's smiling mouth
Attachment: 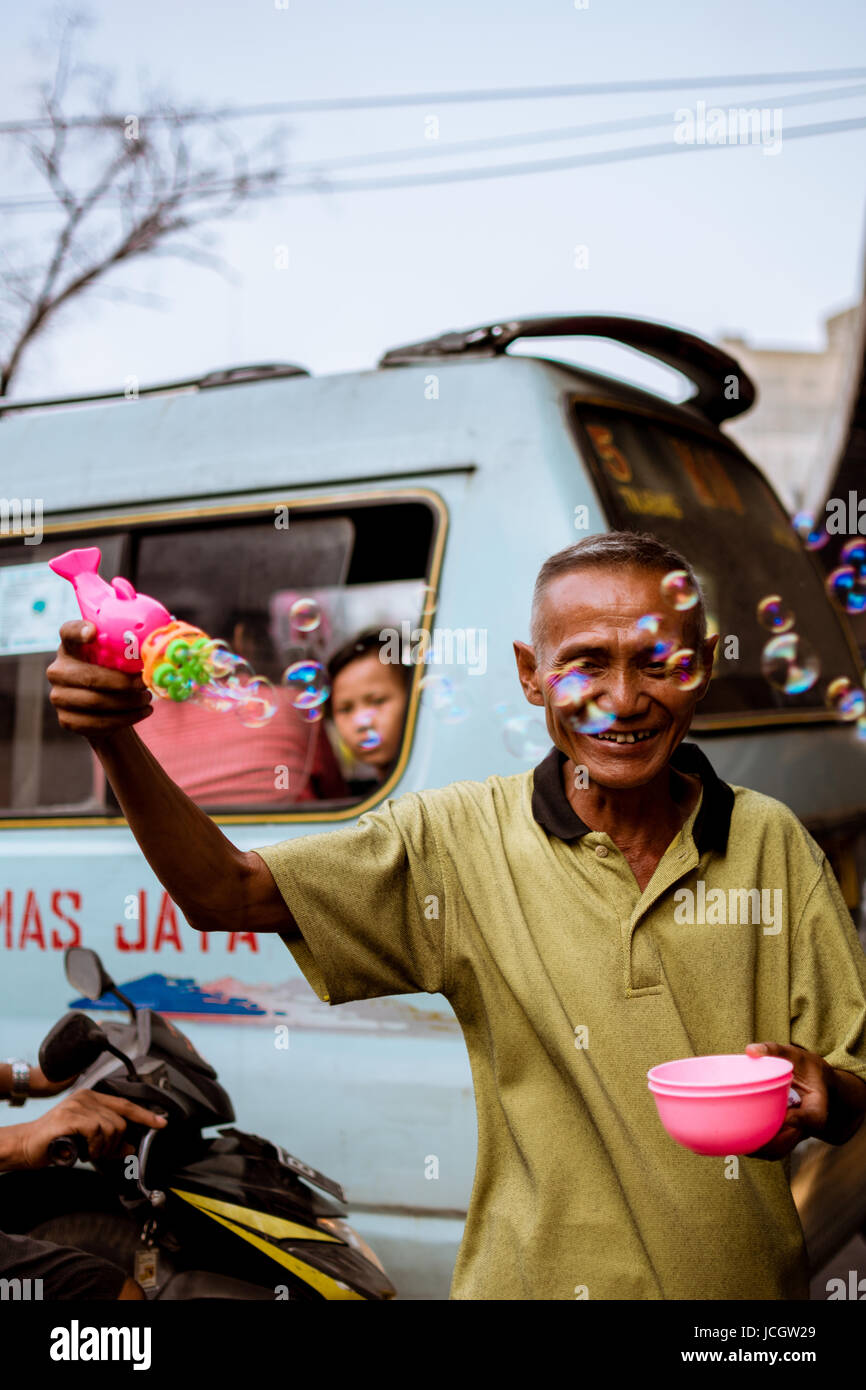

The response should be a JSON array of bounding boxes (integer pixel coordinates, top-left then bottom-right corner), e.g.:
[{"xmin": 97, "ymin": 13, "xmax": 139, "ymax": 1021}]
[{"xmin": 588, "ymin": 729, "xmax": 660, "ymax": 744}]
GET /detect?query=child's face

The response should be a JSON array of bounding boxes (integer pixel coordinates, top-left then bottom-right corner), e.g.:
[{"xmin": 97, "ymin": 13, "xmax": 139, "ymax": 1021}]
[{"xmin": 331, "ymin": 652, "xmax": 408, "ymax": 774}]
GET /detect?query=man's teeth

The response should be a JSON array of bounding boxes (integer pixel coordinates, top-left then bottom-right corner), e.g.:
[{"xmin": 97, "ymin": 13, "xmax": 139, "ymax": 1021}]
[{"xmin": 592, "ymin": 731, "xmax": 657, "ymax": 743}]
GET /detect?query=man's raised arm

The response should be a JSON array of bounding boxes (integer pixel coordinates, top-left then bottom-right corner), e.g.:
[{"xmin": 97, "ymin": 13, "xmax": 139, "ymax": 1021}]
[{"xmin": 46, "ymin": 619, "xmax": 297, "ymax": 939}]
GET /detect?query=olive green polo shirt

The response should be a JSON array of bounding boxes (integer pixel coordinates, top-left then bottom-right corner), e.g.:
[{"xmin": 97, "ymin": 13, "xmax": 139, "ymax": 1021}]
[{"xmin": 254, "ymin": 741, "xmax": 866, "ymax": 1301}]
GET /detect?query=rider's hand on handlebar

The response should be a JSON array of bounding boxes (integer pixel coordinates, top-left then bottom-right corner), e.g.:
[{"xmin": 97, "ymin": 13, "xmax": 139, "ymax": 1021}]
[
  {"xmin": 8, "ymin": 1091, "xmax": 168, "ymax": 1170},
  {"xmin": 46, "ymin": 621, "xmax": 154, "ymax": 743}
]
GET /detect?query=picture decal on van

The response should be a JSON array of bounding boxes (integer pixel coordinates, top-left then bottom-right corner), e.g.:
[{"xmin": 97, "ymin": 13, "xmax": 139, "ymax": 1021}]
[{"xmin": 70, "ymin": 973, "xmax": 459, "ymax": 1036}]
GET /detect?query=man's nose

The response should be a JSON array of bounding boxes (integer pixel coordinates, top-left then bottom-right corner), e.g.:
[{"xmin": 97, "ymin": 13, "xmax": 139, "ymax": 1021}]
[{"xmin": 594, "ymin": 668, "xmax": 649, "ymax": 715}]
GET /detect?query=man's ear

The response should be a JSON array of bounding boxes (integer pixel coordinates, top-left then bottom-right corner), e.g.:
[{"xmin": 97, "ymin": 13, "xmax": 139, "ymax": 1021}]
[
  {"xmin": 513, "ymin": 640, "xmax": 545, "ymax": 707},
  {"xmin": 695, "ymin": 632, "xmax": 720, "ymax": 701}
]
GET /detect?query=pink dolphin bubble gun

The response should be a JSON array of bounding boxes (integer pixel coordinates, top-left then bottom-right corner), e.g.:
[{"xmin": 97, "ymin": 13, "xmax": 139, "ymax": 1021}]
[
  {"xmin": 49, "ymin": 547, "xmax": 278, "ymax": 722},
  {"xmin": 49, "ymin": 548, "xmax": 173, "ymax": 673},
  {"xmin": 49, "ymin": 545, "xmax": 200, "ymax": 698}
]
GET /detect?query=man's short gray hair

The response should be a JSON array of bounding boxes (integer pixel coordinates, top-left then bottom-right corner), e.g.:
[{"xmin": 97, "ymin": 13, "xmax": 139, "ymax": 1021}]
[{"xmin": 530, "ymin": 531, "xmax": 707, "ymax": 655}]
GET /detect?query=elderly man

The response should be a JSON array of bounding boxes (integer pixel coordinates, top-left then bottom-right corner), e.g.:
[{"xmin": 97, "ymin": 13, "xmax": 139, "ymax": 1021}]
[{"xmin": 45, "ymin": 531, "xmax": 866, "ymax": 1301}]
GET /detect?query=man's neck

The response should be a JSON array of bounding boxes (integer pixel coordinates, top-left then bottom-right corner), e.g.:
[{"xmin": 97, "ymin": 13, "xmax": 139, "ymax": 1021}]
[{"xmin": 562, "ymin": 757, "xmax": 701, "ymax": 851}]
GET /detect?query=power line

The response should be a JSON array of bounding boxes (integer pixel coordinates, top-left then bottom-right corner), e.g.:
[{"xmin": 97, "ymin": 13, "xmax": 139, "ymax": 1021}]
[
  {"xmin": 2, "ymin": 113, "xmax": 865, "ymax": 212},
  {"xmin": 261, "ymin": 114, "xmax": 866, "ymax": 195},
  {"xmin": 2, "ymin": 87, "xmax": 865, "ymax": 212},
  {"xmin": 2, "ymin": 67, "xmax": 866, "ymax": 132},
  {"xmin": 287, "ymin": 80, "xmax": 866, "ymax": 173}
]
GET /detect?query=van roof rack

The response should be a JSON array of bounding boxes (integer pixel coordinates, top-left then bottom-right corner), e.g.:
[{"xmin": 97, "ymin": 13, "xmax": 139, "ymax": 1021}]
[
  {"xmin": 0, "ymin": 362, "xmax": 310, "ymax": 416},
  {"xmin": 378, "ymin": 314, "xmax": 755, "ymax": 423}
]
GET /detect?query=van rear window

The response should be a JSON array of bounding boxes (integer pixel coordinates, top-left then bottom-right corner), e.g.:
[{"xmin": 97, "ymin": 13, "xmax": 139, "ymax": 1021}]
[{"xmin": 574, "ymin": 407, "xmax": 861, "ymax": 723}]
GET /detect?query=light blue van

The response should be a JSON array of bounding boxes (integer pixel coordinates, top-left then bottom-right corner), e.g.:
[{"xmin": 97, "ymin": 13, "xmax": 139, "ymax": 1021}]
[{"xmin": 2, "ymin": 315, "xmax": 865, "ymax": 1298}]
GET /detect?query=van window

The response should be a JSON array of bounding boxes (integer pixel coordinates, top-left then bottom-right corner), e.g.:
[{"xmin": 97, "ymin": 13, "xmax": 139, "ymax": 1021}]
[
  {"xmin": 574, "ymin": 407, "xmax": 861, "ymax": 721},
  {"xmin": 0, "ymin": 498, "xmax": 438, "ymax": 819}
]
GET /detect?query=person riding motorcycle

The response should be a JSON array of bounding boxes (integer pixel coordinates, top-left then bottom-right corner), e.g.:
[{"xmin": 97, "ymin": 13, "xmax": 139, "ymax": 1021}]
[{"xmin": 0, "ymin": 1058, "xmax": 166, "ymax": 1299}]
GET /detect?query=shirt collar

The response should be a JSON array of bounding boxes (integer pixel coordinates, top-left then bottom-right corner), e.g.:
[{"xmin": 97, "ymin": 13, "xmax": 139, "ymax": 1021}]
[{"xmin": 531, "ymin": 740, "xmax": 734, "ymax": 855}]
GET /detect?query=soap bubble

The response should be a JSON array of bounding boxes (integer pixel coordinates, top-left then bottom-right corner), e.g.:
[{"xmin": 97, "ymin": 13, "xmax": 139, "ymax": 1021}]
[
  {"xmin": 281, "ymin": 659, "xmax": 330, "ymax": 709},
  {"xmin": 236, "ymin": 677, "xmax": 278, "ymax": 728},
  {"xmin": 419, "ymin": 674, "xmax": 471, "ymax": 723},
  {"xmin": 290, "ymin": 598, "xmax": 321, "ymax": 633},
  {"xmin": 757, "ymin": 595, "xmax": 794, "ymax": 634},
  {"xmin": 649, "ymin": 638, "xmax": 676, "ymax": 663},
  {"xmin": 358, "ymin": 727, "xmax": 383, "ymax": 751},
  {"xmin": 840, "ymin": 539, "xmax": 866, "ymax": 575},
  {"xmin": 226, "ymin": 656, "xmax": 255, "ymax": 683},
  {"xmin": 856, "ymin": 716, "xmax": 866, "ymax": 742},
  {"xmin": 760, "ymin": 633, "xmax": 820, "ymax": 694},
  {"xmin": 664, "ymin": 647, "xmax": 704, "ymax": 690},
  {"xmin": 443, "ymin": 696, "xmax": 472, "ymax": 724},
  {"xmin": 420, "ymin": 674, "xmax": 455, "ymax": 711},
  {"xmin": 547, "ymin": 665, "xmax": 592, "ymax": 709},
  {"xmin": 660, "ymin": 570, "xmax": 698, "ymax": 611},
  {"xmin": 568, "ymin": 700, "xmax": 616, "ymax": 735},
  {"xmin": 205, "ymin": 639, "xmax": 235, "ymax": 678},
  {"xmin": 543, "ymin": 662, "xmax": 615, "ymax": 733},
  {"xmin": 827, "ymin": 566, "xmax": 866, "ymax": 614},
  {"xmin": 502, "ymin": 714, "xmax": 549, "ymax": 760},
  {"xmin": 636, "ymin": 613, "xmax": 662, "ymax": 634},
  {"xmin": 191, "ymin": 681, "xmax": 238, "ymax": 714},
  {"xmin": 792, "ymin": 511, "xmax": 830, "ymax": 551},
  {"xmin": 826, "ymin": 677, "xmax": 866, "ymax": 721}
]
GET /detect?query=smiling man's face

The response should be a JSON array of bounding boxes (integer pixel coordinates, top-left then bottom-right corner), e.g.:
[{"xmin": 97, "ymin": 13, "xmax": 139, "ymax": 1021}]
[{"xmin": 514, "ymin": 564, "xmax": 718, "ymax": 790}]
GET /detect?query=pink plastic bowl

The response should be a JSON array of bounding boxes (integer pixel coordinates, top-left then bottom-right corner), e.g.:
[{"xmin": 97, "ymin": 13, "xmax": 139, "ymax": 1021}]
[{"xmin": 647, "ymin": 1054, "xmax": 794, "ymax": 1156}]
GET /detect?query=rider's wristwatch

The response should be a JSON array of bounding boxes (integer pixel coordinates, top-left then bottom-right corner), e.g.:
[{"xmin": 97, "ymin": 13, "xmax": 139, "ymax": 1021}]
[{"xmin": 5, "ymin": 1059, "xmax": 30, "ymax": 1107}]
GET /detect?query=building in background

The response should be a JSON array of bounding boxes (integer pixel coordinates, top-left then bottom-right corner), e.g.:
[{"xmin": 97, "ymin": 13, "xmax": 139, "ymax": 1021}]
[{"xmin": 719, "ymin": 307, "xmax": 859, "ymax": 513}]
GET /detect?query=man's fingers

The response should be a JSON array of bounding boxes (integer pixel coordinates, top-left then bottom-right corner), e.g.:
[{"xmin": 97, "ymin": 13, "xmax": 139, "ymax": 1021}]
[
  {"xmin": 92, "ymin": 1094, "xmax": 168, "ymax": 1129},
  {"xmin": 48, "ymin": 651, "xmax": 148, "ymax": 697},
  {"xmin": 46, "ymin": 662, "xmax": 154, "ymax": 734},
  {"xmin": 85, "ymin": 1119, "xmax": 115, "ymax": 1159},
  {"xmin": 745, "ymin": 1041, "xmax": 797, "ymax": 1060},
  {"xmin": 58, "ymin": 618, "xmax": 102, "ymax": 652},
  {"xmin": 49, "ymin": 680, "xmax": 152, "ymax": 712},
  {"xmin": 45, "ymin": 622, "xmax": 158, "ymax": 742}
]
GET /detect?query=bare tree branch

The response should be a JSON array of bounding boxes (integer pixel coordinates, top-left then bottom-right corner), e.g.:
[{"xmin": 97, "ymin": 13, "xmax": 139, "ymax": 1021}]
[{"xmin": 0, "ymin": 12, "xmax": 290, "ymax": 396}]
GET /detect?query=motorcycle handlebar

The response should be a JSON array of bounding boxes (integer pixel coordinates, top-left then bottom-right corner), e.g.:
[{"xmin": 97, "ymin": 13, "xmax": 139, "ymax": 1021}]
[
  {"xmin": 46, "ymin": 1108, "xmax": 170, "ymax": 1171},
  {"xmin": 46, "ymin": 1134, "xmax": 90, "ymax": 1167}
]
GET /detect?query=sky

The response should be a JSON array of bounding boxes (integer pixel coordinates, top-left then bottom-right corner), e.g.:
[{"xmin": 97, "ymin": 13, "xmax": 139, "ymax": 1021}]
[{"xmin": 1, "ymin": 0, "xmax": 865, "ymax": 401}]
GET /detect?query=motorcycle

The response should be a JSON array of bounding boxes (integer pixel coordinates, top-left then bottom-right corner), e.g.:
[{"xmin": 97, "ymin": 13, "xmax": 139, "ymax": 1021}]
[{"xmin": 0, "ymin": 947, "xmax": 396, "ymax": 1300}]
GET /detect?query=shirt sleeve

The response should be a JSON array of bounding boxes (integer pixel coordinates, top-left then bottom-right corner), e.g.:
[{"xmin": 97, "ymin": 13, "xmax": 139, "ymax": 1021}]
[
  {"xmin": 252, "ymin": 791, "xmax": 447, "ymax": 1006},
  {"xmin": 790, "ymin": 855, "xmax": 866, "ymax": 1081}
]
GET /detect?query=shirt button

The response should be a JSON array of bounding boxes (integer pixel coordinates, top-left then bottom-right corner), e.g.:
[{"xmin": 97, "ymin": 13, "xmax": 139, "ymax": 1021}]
[{"xmin": 595, "ymin": 844, "xmax": 609, "ymax": 858}]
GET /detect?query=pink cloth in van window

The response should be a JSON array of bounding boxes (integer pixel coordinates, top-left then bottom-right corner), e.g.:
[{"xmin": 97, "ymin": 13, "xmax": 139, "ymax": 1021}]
[{"xmin": 135, "ymin": 688, "xmax": 347, "ymax": 806}]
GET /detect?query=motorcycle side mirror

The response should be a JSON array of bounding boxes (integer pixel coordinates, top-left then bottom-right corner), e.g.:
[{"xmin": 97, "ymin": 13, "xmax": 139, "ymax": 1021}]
[
  {"xmin": 39, "ymin": 1012, "xmax": 110, "ymax": 1082},
  {"xmin": 65, "ymin": 947, "xmax": 115, "ymax": 1001},
  {"xmin": 65, "ymin": 947, "xmax": 137, "ymax": 1020},
  {"xmin": 39, "ymin": 1010, "xmax": 140, "ymax": 1084}
]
